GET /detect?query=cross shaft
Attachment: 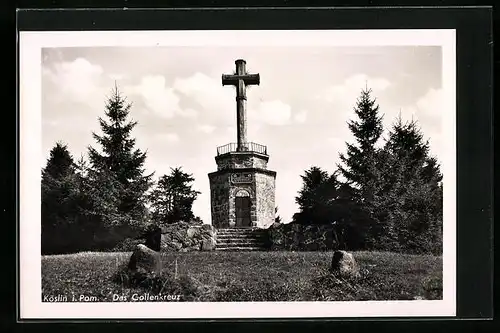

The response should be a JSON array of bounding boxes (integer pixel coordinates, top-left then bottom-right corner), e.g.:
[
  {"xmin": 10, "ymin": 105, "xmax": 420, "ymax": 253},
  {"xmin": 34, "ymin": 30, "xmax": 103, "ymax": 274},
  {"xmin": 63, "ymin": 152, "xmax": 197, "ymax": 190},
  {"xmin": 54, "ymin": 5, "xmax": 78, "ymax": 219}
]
[{"xmin": 222, "ymin": 59, "xmax": 260, "ymax": 151}]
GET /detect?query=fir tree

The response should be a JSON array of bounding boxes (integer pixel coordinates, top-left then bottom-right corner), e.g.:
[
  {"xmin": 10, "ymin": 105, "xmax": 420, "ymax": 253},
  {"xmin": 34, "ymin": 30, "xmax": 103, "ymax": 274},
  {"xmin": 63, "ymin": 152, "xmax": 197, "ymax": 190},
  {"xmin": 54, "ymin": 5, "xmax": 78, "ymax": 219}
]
[
  {"xmin": 337, "ymin": 87, "xmax": 384, "ymax": 202},
  {"xmin": 333, "ymin": 86, "xmax": 385, "ymax": 250},
  {"xmin": 293, "ymin": 166, "xmax": 340, "ymax": 225},
  {"xmin": 371, "ymin": 115, "xmax": 443, "ymax": 254},
  {"xmin": 86, "ymin": 85, "xmax": 153, "ymax": 246},
  {"xmin": 41, "ymin": 142, "xmax": 81, "ymax": 254},
  {"xmin": 43, "ymin": 141, "xmax": 75, "ymax": 179},
  {"xmin": 363, "ymin": 148, "xmax": 405, "ymax": 251},
  {"xmin": 149, "ymin": 167, "xmax": 200, "ymax": 225}
]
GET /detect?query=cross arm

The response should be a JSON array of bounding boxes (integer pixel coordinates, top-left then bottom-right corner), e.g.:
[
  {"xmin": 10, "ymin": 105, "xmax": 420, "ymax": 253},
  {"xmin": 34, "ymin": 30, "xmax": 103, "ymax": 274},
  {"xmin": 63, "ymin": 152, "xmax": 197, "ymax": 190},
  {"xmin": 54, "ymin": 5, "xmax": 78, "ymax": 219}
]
[{"xmin": 222, "ymin": 73, "xmax": 260, "ymax": 86}]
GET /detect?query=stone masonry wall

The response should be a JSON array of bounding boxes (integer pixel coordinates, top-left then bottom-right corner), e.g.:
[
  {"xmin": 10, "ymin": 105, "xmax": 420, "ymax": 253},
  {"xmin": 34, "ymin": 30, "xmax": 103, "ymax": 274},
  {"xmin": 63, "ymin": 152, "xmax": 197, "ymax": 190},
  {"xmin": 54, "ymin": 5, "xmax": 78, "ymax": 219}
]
[
  {"xmin": 216, "ymin": 152, "xmax": 268, "ymax": 171},
  {"xmin": 209, "ymin": 173, "xmax": 230, "ymax": 228},
  {"xmin": 266, "ymin": 222, "xmax": 339, "ymax": 251},
  {"xmin": 210, "ymin": 150, "xmax": 276, "ymax": 229},
  {"xmin": 160, "ymin": 222, "xmax": 217, "ymax": 252},
  {"xmin": 255, "ymin": 172, "xmax": 276, "ymax": 229}
]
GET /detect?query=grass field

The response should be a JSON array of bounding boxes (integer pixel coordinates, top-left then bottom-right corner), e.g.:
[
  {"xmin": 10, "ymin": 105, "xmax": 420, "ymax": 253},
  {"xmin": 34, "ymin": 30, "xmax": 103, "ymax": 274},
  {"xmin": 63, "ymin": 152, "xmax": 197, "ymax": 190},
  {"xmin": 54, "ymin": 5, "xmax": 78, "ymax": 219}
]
[{"xmin": 41, "ymin": 251, "xmax": 442, "ymax": 302}]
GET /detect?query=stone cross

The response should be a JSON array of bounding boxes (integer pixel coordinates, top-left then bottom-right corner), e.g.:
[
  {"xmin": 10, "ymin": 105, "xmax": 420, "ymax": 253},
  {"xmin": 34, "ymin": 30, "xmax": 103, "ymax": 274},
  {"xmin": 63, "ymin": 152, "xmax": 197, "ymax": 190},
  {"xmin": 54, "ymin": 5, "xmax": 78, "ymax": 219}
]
[{"xmin": 222, "ymin": 59, "xmax": 260, "ymax": 152}]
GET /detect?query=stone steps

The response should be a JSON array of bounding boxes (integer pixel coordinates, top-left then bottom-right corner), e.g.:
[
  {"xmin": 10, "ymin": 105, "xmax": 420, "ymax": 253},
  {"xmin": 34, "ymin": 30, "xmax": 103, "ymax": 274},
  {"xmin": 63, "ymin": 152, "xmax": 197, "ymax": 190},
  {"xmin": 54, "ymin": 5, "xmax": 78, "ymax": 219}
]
[
  {"xmin": 217, "ymin": 229, "xmax": 267, "ymax": 234},
  {"xmin": 217, "ymin": 240, "xmax": 266, "ymax": 248},
  {"xmin": 217, "ymin": 234, "xmax": 266, "ymax": 239},
  {"xmin": 215, "ymin": 228, "xmax": 268, "ymax": 251},
  {"xmin": 215, "ymin": 246, "xmax": 265, "ymax": 251},
  {"xmin": 217, "ymin": 237, "xmax": 264, "ymax": 243}
]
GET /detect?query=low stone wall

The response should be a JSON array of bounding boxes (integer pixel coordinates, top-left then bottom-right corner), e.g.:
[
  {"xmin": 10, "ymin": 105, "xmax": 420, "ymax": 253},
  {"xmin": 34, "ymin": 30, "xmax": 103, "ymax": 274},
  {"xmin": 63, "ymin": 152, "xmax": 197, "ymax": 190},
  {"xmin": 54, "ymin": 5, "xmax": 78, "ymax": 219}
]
[
  {"xmin": 160, "ymin": 222, "xmax": 217, "ymax": 252},
  {"xmin": 266, "ymin": 222, "xmax": 338, "ymax": 251}
]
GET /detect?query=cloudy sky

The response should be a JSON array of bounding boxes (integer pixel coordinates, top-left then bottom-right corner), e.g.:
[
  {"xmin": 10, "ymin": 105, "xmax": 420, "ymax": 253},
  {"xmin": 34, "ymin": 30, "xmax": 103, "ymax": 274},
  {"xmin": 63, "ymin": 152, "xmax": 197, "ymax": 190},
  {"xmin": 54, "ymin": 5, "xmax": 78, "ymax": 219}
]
[{"xmin": 41, "ymin": 45, "xmax": 443, "ymax": 224}]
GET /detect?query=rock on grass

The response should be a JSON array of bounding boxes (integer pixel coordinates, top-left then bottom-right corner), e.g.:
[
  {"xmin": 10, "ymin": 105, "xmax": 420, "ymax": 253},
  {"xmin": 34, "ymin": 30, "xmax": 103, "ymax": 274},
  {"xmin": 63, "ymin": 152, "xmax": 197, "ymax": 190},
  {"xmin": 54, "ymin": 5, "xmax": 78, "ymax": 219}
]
[
  {"xmin": 128, "ymin": 244, "xmax": 161, "ymax": 274},
  {"xmin": 331, "ymin": 250, "xmax": 360, "ymax": 279}
]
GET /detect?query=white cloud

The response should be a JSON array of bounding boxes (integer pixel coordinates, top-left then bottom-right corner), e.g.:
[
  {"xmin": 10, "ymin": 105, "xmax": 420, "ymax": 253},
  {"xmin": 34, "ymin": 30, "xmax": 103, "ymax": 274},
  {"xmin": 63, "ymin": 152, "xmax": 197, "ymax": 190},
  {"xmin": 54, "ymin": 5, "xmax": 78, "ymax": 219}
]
[
  {"xmin": 395, "ymin": 88, "xmax": 443, "ymax": 159},
  {"xmin": 178, "ymin": 108, "xmax": 198, "ymax": 118},
  {"xmin": 197, "ymin": 124, "xmax": 216, "ymax": 134},
  {"xmin": 347, "ymin": 74, "xmax": 391, "ymax": 92},
  {"xmin": 43, "ymin": 57, "xmax": 103, "ymax": 104},
  {"xmin": 413, "ymin": 88, "xmax": 442, "ymax": 119},
  {"xmin": 174, "ymin": 72, "xmax": 215, "ymax": 96},
  {"xmin": 293, "ymin": 110, "xmax": 308, "ymax": 123},
  {"xmin": 327, "ymin": 137, "xmax": 343, "ymax": 145},
  {"xmin": 313, "ymin": 73, "xmax": 393, "ymax": 133},
  {"xmin": 129, "ymin": 75, "xmax": 180, "ymax": 119},
  {"xmin": 43, "ymin": 119, "xmax": 59, "ymax": 127},
  {"xmin": 153, "ymin": 72, "xmax": 298, "ymax": 129},
  {"xmin": 156, "ymin": 133, "xmax": 180, "ymax": 143},
  {"xmin": 126, "ymin": 72, "xmax": 238, "ymax": 123},
  {"xmin": 387, "ymin": 88, "xmax": 442, "ymax": 130},
  {"xmin": 173, "ymin": 72, "xmax": 234, "ymax": 119},
  {"xmin": 319, "ymin": 73, "xmax": 391, "ymax": 104},
  {"xmin": 251, "ymin": 100, "xmax": 292, "ymax": 126},
  {"xmin": 108, "ymin": 73, "xmax": 126, "ymax": 81}
]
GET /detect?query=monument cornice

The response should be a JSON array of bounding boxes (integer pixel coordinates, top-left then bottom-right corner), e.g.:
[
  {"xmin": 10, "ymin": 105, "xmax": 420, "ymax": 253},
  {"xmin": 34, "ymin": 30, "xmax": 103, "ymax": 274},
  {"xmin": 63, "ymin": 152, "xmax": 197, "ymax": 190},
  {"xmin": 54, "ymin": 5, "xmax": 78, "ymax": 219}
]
[
  {"xmin": 215, "ymin": 150, "xmax": 270, "ymax": 162},
  {"xmin": 208, "ymin": 167, "xmax": 277, "ymax": 178}
]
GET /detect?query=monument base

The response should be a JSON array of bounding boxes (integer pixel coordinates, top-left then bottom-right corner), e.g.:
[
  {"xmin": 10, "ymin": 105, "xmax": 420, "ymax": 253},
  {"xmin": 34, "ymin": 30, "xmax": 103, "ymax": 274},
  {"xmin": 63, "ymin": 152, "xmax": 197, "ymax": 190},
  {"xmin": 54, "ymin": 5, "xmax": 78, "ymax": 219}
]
[{"xmin": 208, "ymin": 166, "xmax": 276, "ymax": 230}]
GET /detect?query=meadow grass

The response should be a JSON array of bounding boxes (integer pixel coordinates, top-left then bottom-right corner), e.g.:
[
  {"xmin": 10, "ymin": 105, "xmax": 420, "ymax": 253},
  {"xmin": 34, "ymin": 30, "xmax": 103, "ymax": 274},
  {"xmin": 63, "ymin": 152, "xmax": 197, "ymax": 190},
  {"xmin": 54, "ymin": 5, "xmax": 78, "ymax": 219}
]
[{"xmin": 41, "ymin": 251, "xmax": 442, "ymax": 302}]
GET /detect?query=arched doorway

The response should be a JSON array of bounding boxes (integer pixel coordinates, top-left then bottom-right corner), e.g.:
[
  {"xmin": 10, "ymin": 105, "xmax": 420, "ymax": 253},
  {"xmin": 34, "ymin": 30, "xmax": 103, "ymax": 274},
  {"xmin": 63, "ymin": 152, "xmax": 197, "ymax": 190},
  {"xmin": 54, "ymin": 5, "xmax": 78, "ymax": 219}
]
[{"xmin": 235, "ymin": 190, "xmax": 251, "ymax": 228}]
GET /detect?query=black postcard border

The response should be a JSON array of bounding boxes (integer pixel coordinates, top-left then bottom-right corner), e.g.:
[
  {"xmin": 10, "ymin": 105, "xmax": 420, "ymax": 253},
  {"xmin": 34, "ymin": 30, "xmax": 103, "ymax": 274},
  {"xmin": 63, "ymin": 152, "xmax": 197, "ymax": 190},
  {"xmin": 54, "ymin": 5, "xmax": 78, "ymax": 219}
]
[{"xmin": 14, "ymin": 6, "xmax": 494, "ymax": 325}]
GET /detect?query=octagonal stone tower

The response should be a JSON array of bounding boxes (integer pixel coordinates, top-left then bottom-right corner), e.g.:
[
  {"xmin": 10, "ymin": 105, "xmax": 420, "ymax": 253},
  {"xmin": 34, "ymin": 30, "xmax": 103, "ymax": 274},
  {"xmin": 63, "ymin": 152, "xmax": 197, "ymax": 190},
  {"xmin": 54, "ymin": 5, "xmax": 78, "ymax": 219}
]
[
  {"xmin": 209, "ymin": 143, "xmax": 276, "ymax": 229},
  {"xmin": 208, "ymin": 59, "xmax": 276, "ymax": 229}
]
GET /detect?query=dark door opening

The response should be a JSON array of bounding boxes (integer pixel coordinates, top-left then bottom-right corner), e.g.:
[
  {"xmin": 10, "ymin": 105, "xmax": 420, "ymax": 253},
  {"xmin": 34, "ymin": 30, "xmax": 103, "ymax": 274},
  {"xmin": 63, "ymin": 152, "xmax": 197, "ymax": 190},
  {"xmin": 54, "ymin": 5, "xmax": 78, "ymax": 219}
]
[{"xmin": 235, "ymin": 197, "xmax": 251, "ymax": 227}]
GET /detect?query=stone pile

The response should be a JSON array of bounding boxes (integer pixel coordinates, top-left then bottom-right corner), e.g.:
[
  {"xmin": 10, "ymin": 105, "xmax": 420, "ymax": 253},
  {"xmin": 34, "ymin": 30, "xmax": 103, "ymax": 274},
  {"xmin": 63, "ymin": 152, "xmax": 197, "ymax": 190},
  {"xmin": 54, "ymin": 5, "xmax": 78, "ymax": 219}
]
[
  {"xmin": 266, "ymin": 222, "xmax": 338, "ymax": 251},
  {"xmin": 160, "ymin": 222, "xmax": 217, "ymax": 252}
]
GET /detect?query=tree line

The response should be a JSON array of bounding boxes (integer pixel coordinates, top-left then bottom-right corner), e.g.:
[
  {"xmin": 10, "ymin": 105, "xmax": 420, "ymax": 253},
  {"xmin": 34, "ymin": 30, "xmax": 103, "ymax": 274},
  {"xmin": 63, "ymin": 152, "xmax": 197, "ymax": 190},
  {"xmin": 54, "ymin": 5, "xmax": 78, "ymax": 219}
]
[
  {"xmin": 41, "ymin": 86, "xmax": 200, "ymax": 254},
  {"xmin": 291, "ymin": 87, "xmax": 443, "ymax": 255},
  {"xmin": 42, "ymin": 84, "xmax": 442, "ymax": 255}
]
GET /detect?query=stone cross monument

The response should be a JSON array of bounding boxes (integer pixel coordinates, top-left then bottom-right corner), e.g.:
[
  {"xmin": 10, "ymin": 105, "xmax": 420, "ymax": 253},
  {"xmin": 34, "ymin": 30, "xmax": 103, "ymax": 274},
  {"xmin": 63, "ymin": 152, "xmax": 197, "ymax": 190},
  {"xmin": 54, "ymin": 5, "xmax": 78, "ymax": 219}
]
[
  {"xmin": 221, "ymin": 59, "xmax": 260, "ymax": 151},
  {"xmin": 208, "ymin": 59, "xmax": 277, "ymax": 229}
]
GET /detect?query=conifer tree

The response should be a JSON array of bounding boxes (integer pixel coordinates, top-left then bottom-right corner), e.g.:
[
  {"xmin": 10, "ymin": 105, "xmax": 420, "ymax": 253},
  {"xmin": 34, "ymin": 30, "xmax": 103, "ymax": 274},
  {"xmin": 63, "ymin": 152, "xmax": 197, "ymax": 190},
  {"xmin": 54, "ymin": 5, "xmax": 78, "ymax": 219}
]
[
  {"xmin": 371, "ymin": 116, "xmax": 443, "ymax": 254},
  {"xmin": 86, "ymin": 85, "xmax": 153, "ymax": 245},
  {"xmin": 43, "ymin": 141, "xmax": 75, "ymax": 179},
  {"xmin": 334, "ymin": 87, "xmax": 385, "ymax": 249},
  {"xmin": 363, "ymin": 147, "xmax": 405, "ymax": 251},
  {"xmin": 337, "ymin": 87, "xmax": 384, "ymax": 202},
  {"xmin": 149, "ymin": 167, "xmax": 200, "ymax": 225},
  {"xmin": 293, "ymin": 166, "xmax": 340, "ymax": 225},
  {"xmin": 41, "ymin": 142, "xmax": 81, "ymax": 254}
]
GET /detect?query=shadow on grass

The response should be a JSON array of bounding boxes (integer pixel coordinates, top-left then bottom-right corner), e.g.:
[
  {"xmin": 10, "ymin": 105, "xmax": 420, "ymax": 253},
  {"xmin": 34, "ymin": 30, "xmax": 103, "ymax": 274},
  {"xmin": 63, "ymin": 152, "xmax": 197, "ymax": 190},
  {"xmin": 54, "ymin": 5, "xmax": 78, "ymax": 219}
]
[{"xmin": 111, "ymin": 264, "xmax": 205, "ymax": 301}]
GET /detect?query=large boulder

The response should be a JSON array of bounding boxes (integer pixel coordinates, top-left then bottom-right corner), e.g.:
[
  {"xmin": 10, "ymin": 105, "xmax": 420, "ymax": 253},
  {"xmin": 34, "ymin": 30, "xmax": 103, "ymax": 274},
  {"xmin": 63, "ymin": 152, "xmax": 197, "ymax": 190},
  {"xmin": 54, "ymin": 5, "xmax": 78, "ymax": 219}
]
[
  {"xmin": 330, "ymin": 250, "xmax": 360, "ymax": 279},
  {"xmin": 128, "ymin": 244, "xmax": 161, "ymax": 274}
]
